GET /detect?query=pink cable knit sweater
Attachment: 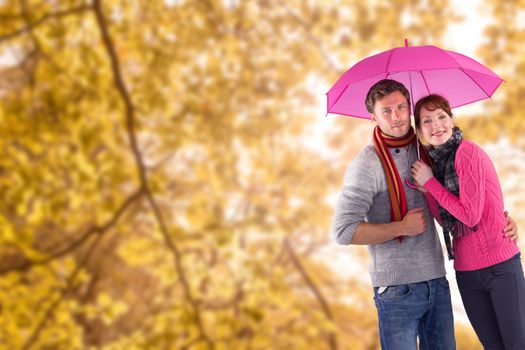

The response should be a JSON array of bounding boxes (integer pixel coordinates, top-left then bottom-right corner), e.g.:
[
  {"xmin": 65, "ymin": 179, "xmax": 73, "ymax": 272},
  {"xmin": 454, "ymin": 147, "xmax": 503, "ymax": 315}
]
[{"xmin": 423, "ymin": 139, "xmax": 519, "ymax": 271}]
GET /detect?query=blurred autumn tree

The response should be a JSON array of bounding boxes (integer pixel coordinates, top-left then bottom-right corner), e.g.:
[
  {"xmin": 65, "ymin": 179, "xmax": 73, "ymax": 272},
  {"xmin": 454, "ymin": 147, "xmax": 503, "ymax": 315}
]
[
  {"xmin": 454, "ymin": 0, "xmax": 525, "ymax": 241},
  {"xmin": 0, "ymin": 0, "xmax": 482, "ymax": 349},
  {"xmin": 462, "ymin": 0, "xmax": 525, "ymax": 146}
]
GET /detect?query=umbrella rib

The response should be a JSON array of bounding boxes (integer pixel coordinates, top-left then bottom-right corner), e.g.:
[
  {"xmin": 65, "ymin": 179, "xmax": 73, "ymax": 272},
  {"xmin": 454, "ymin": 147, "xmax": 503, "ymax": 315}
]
[
  {"xmin": 407, "ymin": 71, "xmax": 415, "ymax": 112},
  {"xmin": 328, "ymin": 85, "xmax": 349, "ymax": 111},
  {"xmin": 327, "ymin": 110, "xmax": 374, "ymax": 119},
  {"xmin": 419, "ymin": 70, "xmax": 431, "ymax": 96},
  {"xmin": 458, "ymin": 67, "xmax": 491, "ymax": 97},
  {"xmin": 451, "ymin": 77, "xmax": 504, "ymax": 108},
  {"xmin": 384, "ymin": 48, "xmax": 395, "ymax": 74}
]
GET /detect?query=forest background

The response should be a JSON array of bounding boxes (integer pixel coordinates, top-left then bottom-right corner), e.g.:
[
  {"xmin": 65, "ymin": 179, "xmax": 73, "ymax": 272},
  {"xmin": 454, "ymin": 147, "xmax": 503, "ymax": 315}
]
[{"xmin": 1, "ymin": 0, "xmax": 525, "ymax": 349}]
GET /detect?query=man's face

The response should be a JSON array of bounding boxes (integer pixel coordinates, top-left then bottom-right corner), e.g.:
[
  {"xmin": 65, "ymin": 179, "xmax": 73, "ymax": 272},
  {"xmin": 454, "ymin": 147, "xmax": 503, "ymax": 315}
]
[{"xmin": 370, "ymin": 91, "xmax": 411, "ymax": 138}]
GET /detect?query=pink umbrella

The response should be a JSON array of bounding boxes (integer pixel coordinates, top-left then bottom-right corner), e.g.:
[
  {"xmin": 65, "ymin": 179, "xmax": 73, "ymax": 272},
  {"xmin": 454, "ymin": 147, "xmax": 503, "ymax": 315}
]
[{"xmin": 326, "ymin": 39, "xmax": 503, "ymax": 119}]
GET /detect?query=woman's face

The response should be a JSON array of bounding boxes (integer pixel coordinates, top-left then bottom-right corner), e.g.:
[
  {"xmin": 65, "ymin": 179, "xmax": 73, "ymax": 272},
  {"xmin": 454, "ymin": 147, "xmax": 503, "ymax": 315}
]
[{"xmin": 418, "ymin": 106, "xmax": 454, "ymax": 147}]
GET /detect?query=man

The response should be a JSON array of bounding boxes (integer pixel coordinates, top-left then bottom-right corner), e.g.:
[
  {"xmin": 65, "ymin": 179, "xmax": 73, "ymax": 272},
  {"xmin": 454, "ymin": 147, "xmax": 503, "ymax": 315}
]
[{"xmin": 332, "ymin": 79, "xmax": 518, "ymax": 349}]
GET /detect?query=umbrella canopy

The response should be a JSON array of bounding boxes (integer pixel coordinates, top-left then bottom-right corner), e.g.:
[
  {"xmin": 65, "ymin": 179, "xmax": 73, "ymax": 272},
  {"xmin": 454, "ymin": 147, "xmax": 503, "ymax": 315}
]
[{"xmin": 326, "ymin": 40, "xmax": 504, "ymax": 119}]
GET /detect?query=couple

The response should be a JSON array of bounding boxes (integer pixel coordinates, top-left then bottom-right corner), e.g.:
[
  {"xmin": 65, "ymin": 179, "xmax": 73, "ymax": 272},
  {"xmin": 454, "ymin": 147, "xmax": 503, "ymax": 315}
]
[{"xmin": 332, "ymin": 79, "xmax": 525, "ymax": 349}]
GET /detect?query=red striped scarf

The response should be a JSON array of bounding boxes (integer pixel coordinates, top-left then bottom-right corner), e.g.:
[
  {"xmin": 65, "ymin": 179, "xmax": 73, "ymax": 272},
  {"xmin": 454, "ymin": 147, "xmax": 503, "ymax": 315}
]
[{"xmin": 372, "ymin": 126, "xmax": 431, "ymax": 242}]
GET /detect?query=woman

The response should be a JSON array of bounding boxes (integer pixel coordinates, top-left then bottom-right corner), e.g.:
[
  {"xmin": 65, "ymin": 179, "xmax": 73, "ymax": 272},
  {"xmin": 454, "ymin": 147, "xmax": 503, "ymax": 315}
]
[{"xmin": 411, "ymin": 94, "xmax": 525, "ymax": 349}]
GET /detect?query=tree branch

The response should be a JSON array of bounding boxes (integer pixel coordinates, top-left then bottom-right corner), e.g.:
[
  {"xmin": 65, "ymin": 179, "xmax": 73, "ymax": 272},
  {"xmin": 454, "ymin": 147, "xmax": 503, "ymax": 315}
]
[
  {"xmin": 91, "ymin": 1, "xmax": 214, "ymax": 348},
  {"xmin": 22, "ymin": 230, "xmax": 104, "ymax": 350},
  {"xmin": 0, "ymin": 5, "xmax": 92, "ymax": 43},
  {"xmin": 0, "ymin": 189, "xmax": 144, "ymax": 276},
  {"xmin": 284, "ymin": 238, "xmax": 338, "ymax": 350}
]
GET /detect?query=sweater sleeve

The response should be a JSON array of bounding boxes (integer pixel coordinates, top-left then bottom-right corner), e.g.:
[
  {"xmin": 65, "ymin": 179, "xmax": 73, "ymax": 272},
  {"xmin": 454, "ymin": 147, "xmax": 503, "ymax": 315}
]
[
  {"xmin": 423, "ymin": 191, "xmax": 442, "ymax": 225},
  {"xmin": 331, "ymin": 149, "xmax": 379, "ymax": 245},
  {"xmin": 423, "ymin": 142, "xmax": 486, "ymax": 227}
]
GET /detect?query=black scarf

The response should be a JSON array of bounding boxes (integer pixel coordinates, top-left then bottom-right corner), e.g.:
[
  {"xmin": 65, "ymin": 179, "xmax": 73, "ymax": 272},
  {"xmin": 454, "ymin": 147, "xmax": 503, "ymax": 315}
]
[{"xmin": 429, "ymin": 127, "xmax": 478, "ymax": 260}]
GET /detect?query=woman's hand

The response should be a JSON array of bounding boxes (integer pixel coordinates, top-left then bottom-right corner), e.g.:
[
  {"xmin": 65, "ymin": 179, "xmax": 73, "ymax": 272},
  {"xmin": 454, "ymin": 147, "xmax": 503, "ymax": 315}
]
[
  {"xmin": 503, "ymin": 211, "xmax": 519, "ymax": 243},
  {"xmin": 411, "ymin": 160, "xmax": 434, "ymax": 186}
]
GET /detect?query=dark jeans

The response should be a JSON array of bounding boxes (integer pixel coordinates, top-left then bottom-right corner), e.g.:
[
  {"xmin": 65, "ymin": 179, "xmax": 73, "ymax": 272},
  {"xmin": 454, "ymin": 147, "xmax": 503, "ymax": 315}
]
[
  {"xmin": 373, "ymin": 277, "xmax": 455, "ymax": 350},
  {"xmin": 456, "ymin": 253, "xmax": 525, "ymax": 350}
]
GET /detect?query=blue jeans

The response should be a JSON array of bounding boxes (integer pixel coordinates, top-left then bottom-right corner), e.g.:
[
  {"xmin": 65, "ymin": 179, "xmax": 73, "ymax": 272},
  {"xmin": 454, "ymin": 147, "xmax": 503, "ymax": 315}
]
[
  {"xmin": 373, "ymin": 277, "xmax": 456, "ymax": 350},
  {"xmin": 456, "ymin": 253, "xmax": 525, "ymax": 350}
]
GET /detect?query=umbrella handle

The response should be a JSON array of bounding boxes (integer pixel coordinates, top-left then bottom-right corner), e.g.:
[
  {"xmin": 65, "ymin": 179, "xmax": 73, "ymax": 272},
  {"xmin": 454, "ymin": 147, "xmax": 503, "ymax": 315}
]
[{"xmin": 405, "ymin": 177, "xmax": 419, "ymax": 189}]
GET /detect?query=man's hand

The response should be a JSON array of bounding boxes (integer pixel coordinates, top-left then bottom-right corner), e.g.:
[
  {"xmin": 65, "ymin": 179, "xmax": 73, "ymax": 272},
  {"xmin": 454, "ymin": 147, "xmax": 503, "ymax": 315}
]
[
  {"xmin": 503, "ymin": 210, "xmax": 519, "ymax": 243},
  {"xmin": 400, "ymin": 208, "xmax": 426, "ymax": 237}
]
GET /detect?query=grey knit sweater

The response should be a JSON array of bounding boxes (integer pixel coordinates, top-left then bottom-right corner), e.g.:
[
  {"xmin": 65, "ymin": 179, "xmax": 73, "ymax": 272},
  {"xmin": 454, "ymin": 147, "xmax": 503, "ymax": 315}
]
[{"xmin": 332, "ymin": 143, "xmax": 446, "ymax": 287}]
